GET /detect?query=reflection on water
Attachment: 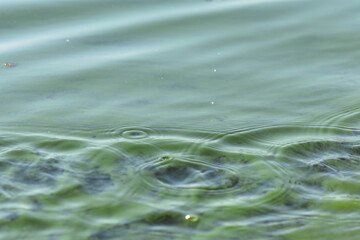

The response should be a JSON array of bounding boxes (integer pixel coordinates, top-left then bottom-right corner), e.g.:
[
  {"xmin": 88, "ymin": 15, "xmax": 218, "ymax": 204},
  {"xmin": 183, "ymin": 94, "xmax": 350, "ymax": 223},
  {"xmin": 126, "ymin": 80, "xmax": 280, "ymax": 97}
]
[{"xmin": 1, "ymin": 0, "xmax": 360, "ymax": 239}]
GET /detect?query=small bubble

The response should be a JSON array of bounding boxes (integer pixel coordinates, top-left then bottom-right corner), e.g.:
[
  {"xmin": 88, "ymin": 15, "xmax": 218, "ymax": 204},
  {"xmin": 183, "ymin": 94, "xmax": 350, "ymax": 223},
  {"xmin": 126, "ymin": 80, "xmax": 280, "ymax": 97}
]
[
  {"xmin": 213, "ymin": 69, "xmax": 217, "ymax": 72},
  {"xmin": 65, "ymin": 39, "xmax": 70, "ymax": 42},
  {"xmin": 211, "ymin": 101, "xmax": 214, "ymax": 105},
  {"xmin": 185, "ymin": 214, "xmax": 199, "ymax": 222}
]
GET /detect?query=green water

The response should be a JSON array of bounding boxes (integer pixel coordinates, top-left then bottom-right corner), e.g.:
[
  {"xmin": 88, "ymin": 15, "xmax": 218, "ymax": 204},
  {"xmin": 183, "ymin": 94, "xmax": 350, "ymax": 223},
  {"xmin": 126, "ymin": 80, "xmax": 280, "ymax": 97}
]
[{"xmin": 1, "ymin": 0, "xmax": 360, "ymax": 239}]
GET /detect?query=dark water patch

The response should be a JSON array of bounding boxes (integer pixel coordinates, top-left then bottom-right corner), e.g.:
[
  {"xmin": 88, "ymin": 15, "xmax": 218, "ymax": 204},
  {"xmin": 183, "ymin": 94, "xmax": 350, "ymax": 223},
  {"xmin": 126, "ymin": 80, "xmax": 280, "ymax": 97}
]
[
  {"xmin": 280, "ymin": 140, "xmax": 359, "ymax": 174},
  {"xmin": 143, "ymin": 210, "xmax": 199, "ymax": 226},
  {"xmin": 87, "ymin": 209, "xmax": 199, "ymax": 240},
  {"xmin": 66, "ymin": 162, "xmax": 115, "ymax": 195},
  {"xmin": 12, "ymin": 158, "xmax": 63, "ymax": 186},
  {"xmin": 0, "ymin": 132, "xmax": 120, "ymax": 199},
  {"xmin": 79, "ymin": 169, "xmax": 113, "ymax": 195},
  {"xmin": 278, "ymin": 140, "xmax": 360, "ymax": 176},
  {"xmin": 0, "ymin": 154, "xmax": 64, "ymax": 197},
  {"xmin": 276, "ymin": 134, "xmax": 360, "ymax": 200},
  {"xmin": 136, "ymin": 161, "xmax": 282, "ymax": 211},
  {"xmin": 140, "ymin": 156, "xmax": 239, "ymax": 191}
]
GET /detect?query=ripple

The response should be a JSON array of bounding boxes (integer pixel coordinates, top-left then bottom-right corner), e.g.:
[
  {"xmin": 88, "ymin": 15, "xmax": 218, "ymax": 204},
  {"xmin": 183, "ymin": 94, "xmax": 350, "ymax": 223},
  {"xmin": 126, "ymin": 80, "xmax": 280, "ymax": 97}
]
[
  {"xmin": 277, "ymin": 137, "xmax": 360, "ymax": 196},
  {"xmin": 279, "ymin": 140, "xmax": 360, "ymax": 173},
  {"xmin": 139, "ymin": 156, "xmax": 239, "ymax": 192},
  {"xmin": 313, "ymin": 105, "xmax": 360, "ymax": 128},
  {"xmin": 0, "ymin": 132, "xmax": 118, "ymax": 198},
  {"xmin": 87, "ymin": 209, "xmax": 199, "ymax": 240},
  {"xmin": 108, "ymin": 128, "xmax": 287, "ymax": 207},
  {"xmin": 121, "ymin": 128, "xmax": 150, "ymax": 139},
  {"xmin": 76, "ymin": 168, "xmax": 113, "ymax": 195},
  {"xmin": 0, "ymin": 148, "xmax": 66, "ymax": 197},
  {"xmin": 6, "ymin": 125, "xmax": 357, "ymax": 240}
]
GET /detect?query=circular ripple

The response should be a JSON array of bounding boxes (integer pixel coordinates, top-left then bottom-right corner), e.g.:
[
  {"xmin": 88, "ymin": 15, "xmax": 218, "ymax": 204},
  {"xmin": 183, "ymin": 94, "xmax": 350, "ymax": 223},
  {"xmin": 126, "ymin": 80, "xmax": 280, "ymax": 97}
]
[
  {"xmin": 140, "ymin": 156, "xmax": 239, "ymax": 191},
  {"xmin": 121, "ymin": 128, "xmax": 150, "ymax": 139},
  {"xmin": 135, "ymin": 154, "xmax": 281, "ymax": 202},
  {"xmin": 106, "ymin": 127, "xmax": 287, "ymax": 206}
]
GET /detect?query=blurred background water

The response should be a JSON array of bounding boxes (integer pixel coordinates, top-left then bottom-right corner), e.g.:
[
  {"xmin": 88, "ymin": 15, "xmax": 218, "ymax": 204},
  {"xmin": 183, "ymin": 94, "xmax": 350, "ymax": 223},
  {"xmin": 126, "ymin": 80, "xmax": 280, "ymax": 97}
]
[{"xmin": 1, "ymin": 0, "xmax": 360, "ymax": 239}]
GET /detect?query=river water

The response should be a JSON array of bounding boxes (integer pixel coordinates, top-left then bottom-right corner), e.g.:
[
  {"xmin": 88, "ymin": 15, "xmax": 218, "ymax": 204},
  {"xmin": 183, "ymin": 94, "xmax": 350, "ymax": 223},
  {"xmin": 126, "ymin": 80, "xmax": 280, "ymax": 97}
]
[{"xmin": 1, "ymin": 0, "xmax": 360, "ymax": 239}]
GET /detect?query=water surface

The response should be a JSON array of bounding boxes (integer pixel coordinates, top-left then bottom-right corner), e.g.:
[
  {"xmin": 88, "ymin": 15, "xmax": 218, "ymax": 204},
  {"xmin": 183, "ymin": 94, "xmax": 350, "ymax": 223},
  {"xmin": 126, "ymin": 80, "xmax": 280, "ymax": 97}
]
[{"xmin": 1, "ymin": 0, "xmax": 360, "ymax": 239}]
